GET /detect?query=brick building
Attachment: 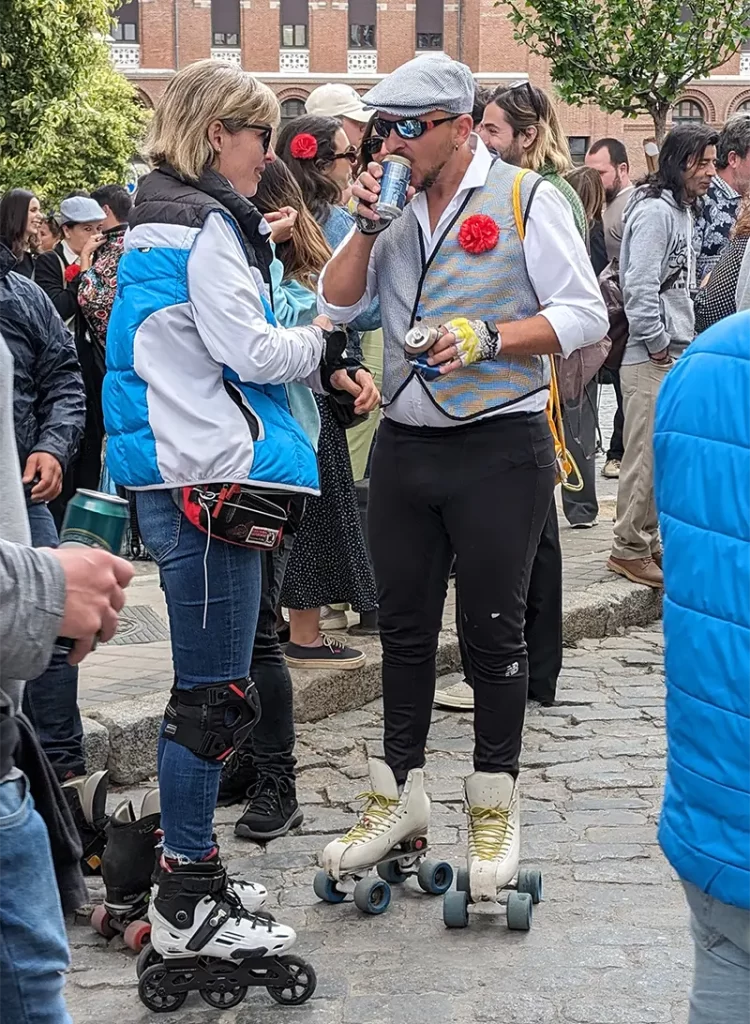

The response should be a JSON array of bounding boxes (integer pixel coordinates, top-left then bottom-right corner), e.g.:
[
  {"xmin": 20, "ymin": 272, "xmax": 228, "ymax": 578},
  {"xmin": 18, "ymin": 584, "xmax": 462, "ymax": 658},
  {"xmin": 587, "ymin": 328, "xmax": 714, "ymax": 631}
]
[{"xmin": 112, "ymin": 0, "xmax": 750, "ymax": 174}]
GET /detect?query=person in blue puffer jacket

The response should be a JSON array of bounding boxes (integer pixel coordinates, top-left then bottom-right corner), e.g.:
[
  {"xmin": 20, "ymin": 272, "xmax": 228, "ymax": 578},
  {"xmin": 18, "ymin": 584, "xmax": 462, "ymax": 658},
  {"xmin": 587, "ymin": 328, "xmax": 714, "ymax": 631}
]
[
  {"xmin": 653, "ymin": 309, "xmax": 750, "ymax": 1024},
  {"xmin": 102, "ymin": 60, "xmax": 379, "ymax": 968}
]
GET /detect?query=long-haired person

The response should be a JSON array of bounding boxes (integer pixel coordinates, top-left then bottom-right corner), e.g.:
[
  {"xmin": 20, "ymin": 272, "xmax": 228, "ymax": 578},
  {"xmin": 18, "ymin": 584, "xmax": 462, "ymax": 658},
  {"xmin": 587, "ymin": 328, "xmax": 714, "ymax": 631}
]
[
  {"xmin": 0, "ymin": 188, "xmax": 43, "ymax": 278},
  {"xmin": 102, "ymin": 60, "xmax": 378, "ymax": 970},
  {"xmin": 275, "ymin": 115, "xmax": 381, "ymax": 661}
]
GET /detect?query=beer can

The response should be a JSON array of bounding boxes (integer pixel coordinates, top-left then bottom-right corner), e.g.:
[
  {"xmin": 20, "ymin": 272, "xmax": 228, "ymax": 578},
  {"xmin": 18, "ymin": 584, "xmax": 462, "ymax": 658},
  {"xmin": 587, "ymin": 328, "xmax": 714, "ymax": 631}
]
[
  {"xmin": 60, "ymin": 489, "xmax": 129, "ymax": 554},
  {"xmin": 375, "ymin": 155, "xmax": 412, "ymax": 222},
  {"xmin": 404, "ymin": 325, "xmax": 440, "ymax": 359}
]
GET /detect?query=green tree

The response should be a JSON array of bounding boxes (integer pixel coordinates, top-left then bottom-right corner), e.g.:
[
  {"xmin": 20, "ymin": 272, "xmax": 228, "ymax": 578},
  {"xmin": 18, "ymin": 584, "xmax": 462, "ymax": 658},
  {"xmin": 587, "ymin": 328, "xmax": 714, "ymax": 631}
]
[
  {"xmin": 502, "ymin": 0, "xmax": 750, "ymax": 142},
  {"xmin": 0, "ymin": 0, "xmax": 149, "ymax": 203}
]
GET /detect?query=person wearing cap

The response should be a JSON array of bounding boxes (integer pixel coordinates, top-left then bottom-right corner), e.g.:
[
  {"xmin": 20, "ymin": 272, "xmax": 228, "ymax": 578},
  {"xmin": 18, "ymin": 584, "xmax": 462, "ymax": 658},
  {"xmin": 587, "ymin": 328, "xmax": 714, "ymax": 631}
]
[
  {"xmin": 318, "ymin": 53, "xmax": 608, "ymax": 903},
  {"xmin": 305, "ymin": 83, "xmax": 371, "ymax": 148},
  {"xmin": 35, "ymin": 194, "xmax": 108, "ymax": 526}
]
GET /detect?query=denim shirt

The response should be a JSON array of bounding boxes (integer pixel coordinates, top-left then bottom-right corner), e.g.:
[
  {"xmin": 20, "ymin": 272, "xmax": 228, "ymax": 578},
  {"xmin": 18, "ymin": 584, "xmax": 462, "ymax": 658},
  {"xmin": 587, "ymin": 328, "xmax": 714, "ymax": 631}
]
[{"xmin": 321, "ymin": 205, "xmax": 382, "ymax": 360}]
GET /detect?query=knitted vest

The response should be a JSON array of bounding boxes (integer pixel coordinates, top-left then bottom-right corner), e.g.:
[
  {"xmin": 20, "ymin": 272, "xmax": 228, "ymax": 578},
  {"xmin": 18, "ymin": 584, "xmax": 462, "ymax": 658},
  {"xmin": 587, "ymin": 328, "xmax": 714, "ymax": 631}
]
[{"xmin": 374, "ymin": 159, "xmax": 548, "ymax": 420}]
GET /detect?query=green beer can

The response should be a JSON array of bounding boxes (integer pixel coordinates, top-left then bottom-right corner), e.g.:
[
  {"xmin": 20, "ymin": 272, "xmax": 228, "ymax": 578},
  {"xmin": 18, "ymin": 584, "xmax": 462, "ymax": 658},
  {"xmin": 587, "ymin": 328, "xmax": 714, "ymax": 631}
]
[{"xmin": 60, "ymin": 488, "xmax": 129, "ymax": 554}]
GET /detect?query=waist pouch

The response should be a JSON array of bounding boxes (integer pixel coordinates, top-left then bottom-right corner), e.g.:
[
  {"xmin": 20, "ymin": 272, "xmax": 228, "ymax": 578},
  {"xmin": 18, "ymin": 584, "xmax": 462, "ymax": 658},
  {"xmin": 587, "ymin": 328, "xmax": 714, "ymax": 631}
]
[{"xmin": 172, "ymin": 483, "xmax": 303, "ymax": 551}]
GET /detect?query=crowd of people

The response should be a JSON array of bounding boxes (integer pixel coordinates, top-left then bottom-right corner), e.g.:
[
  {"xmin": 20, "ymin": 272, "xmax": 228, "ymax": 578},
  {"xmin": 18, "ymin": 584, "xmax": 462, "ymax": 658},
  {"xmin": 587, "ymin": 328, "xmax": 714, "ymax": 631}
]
[{"xmin": 0, "ymin": 52, "xmax": 747, "ymax": 1023}]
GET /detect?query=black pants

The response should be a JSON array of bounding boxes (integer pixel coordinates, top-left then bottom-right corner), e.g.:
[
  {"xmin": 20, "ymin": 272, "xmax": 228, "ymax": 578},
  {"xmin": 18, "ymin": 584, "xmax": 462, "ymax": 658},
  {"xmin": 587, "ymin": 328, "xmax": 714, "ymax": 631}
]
[
  {"xmin": 458, "ymin": 501, "xmax": 562, "ymax": 705},
  {"xmin": 606, "ymin": 369, "xmax": 625, "ymax": 462},
  {"xmin": 368, "ymin": 413, "xmax": 556, "ymax": 783}
]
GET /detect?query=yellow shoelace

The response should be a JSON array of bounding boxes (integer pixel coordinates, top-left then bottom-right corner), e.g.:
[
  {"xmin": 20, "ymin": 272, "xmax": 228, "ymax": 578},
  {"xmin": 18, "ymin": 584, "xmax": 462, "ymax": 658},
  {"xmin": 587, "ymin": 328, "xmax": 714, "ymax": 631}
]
[
  {"xmin": 341, "ymin": 791, "xmax": 398, "ymax": 844},
  {"xmin": 468, "ymin": 805, "xmax": 514, "ymax": 860}
]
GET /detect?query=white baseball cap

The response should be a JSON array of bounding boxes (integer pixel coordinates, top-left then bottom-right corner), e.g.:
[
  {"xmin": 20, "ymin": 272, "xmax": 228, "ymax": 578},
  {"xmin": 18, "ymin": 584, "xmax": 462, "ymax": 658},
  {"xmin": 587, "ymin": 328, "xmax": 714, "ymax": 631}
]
[{"xmin": 305, "ymin": 83, "xmax": 371, "ymax": 124}]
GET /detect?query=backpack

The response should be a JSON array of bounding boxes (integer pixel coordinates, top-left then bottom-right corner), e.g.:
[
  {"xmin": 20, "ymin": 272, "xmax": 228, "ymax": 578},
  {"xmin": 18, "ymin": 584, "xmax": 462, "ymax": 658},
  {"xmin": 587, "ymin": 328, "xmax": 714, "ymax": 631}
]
[{"xmin": 598, "ymin": 256, "xmax": 682, "ymax": 371}]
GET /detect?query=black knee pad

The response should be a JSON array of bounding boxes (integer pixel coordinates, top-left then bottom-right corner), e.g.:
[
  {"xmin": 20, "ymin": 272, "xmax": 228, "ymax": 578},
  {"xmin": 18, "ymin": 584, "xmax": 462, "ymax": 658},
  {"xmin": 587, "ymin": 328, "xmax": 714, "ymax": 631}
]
[{"xmin": 161, "ymin": 679, "xmax": 261, "ymax": 761}]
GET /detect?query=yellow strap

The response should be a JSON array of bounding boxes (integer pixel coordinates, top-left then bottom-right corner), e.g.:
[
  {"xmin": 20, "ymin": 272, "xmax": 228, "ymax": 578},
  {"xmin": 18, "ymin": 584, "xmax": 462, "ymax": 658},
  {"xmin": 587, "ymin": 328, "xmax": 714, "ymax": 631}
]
[{"xmin": 512, "ymin": 169, "xmax": 531, "ymax": 241}]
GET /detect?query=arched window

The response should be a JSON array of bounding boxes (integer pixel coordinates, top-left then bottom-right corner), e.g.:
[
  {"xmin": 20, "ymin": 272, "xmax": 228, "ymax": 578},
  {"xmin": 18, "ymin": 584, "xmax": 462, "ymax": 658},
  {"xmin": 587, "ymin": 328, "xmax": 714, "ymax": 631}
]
[
  {"xmin": 738, "ymin": 99, "xmax": 750, "ymax": 113},
  {"xmin": 281, "ymin": 99, "xmax": 306, "ymax": 127},
  {"xmin": 673, "ymin": 99, "xmax": 705, "ymax": 124}
]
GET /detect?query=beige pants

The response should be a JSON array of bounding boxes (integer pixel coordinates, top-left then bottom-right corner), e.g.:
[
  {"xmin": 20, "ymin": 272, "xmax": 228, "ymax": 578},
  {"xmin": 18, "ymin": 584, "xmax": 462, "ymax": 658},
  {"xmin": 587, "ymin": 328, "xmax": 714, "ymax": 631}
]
[{"xmin": 611, "ymin": 358, "xmax": 673, "ymax": 560}]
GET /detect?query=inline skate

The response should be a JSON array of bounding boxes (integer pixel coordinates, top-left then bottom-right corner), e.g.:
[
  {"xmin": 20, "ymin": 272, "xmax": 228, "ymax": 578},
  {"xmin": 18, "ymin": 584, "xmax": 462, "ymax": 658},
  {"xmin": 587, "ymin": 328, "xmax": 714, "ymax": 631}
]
[{"xmin": 62, "ymin": 769, "xmax": 110, "ymax": 874}]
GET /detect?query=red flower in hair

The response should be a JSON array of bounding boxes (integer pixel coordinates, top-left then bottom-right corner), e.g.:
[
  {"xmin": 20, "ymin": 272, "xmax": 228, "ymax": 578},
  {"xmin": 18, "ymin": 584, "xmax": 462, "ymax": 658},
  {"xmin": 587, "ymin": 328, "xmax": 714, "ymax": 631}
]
[
  {"xmin": 290, "ymin": 133, "xmax": 318, "ymax": 160},
  {"xmin": 457, "ymin": 214, "xmax": 500, "ymax": 255},
  {"xmin": 64, "ymin": 264, "xmax": 81, "ymax": 282}
]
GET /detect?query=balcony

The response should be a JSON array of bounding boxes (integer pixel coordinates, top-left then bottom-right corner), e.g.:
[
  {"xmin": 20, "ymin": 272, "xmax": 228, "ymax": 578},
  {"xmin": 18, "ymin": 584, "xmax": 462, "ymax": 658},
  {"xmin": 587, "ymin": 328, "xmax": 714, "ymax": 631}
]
[
  {"xmin": 741, "ymin": 51, "xmax": 750, "ymax": 78},
  {"xmin": 110, "ymin": 43, "xmax": 140, "ymax": 70},
  {"xmin": 347, "ymin": 49, "xmax": 377, "ymax": 74},
  {"xmin": 211, "ymin": 47, "xmax": 242, "ymax": 65},
  {"xmin": 279, "ymin": 48, "xmax": 310, "ymax": 72}
]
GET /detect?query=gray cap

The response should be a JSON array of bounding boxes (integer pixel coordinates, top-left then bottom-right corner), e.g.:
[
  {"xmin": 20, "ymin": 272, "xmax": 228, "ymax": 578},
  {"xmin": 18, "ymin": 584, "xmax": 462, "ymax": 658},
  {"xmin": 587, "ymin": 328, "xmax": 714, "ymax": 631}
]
[
  {"xmin": 59, "ymin": 196, "xmax": 107, "ymax": 225},
  {"xmin": 362, "ymin": 53, "xmax": 474, "ymax": 118}
]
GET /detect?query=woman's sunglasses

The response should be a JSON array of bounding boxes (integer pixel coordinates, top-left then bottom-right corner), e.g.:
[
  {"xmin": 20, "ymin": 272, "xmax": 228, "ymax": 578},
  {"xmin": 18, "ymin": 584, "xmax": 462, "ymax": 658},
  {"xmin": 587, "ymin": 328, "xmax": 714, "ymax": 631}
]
[
  {"xmin": 361, "ymin": 136, "xmax": 385, "ymax": 160},
  {"xmin": 372, "ymin": 115, "xmax": 459, "ymax": 141},
  {"xmin": 223, "ymin": 120, "xmax": 273, "ymax": 153},
  {"xmin": 333, "ymin": 148, "xmax": 359, "ymax": 166}
]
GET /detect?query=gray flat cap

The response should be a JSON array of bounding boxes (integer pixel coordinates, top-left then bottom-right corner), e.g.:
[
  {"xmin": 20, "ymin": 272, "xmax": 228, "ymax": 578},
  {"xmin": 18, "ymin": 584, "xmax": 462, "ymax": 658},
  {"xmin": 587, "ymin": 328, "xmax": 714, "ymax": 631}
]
[
  {"xmin": 362, "ymin": 53, "xmax": 474, "ymax": 118},
  {"xmin": 59, "ymin": 196, "xmax": 107, "ymax": 224}
]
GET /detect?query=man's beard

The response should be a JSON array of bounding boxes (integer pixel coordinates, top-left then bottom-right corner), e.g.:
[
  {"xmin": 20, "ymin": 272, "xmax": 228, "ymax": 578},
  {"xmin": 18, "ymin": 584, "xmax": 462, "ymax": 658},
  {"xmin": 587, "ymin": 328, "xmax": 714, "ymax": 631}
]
[
  {"xmin": 419, "ymin": 159, "xmax": 449, "ymax": 192},
  {"xmin": 604, "ymin": 171, "xmax": 622, "ymax": 204},
  {"xmin": 492, "ymin": 136, "xmax": 525, "ymax": 168}
]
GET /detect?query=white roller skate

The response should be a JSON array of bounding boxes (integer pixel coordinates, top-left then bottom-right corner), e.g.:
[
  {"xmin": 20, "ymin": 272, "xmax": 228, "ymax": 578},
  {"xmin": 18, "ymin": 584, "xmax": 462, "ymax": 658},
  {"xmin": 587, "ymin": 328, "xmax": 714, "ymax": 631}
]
[
  {"xmin": 314, "ymin": 759, "xmax": 452, "ymax": 915},
  {"xmin": 443, "ymin": 772, "xmax": 543, "ymax": 931},
  {"xmin": 138, "ymin": 859, "xmax": 316, "ymax": 1012}
]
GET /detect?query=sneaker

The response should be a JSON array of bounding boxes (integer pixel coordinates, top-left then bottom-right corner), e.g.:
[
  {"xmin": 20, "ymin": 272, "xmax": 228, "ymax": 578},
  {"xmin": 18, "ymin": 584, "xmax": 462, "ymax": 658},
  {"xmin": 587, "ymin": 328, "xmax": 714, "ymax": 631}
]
[
  {"xmin": 569, "ymin": 519, "xmax": 598, "ymax": 529},
  {"xmin": 319, "ymin": 605, "xmax": 349, "ymax": 632},
  {"xmin": 433, "ymin": 679, "xmax": 475, "ymax": 710},
  {"xmin": 602, "ymin": 459, "xmax": 621, "ymax": 479},
  {"xmin": 607, "ymin": 554, "xmax": 663, "ymax": 589},
  {"xmin": 217, "ymin": 749, "xmax": 257, "ymax": 807},
  {"xmin": 284, "ymin": 633, "xmax": 366, "ymax": 670},
  {"xmin": 234, "ymin": 774, "xmax": 304, "ymax": 841}
]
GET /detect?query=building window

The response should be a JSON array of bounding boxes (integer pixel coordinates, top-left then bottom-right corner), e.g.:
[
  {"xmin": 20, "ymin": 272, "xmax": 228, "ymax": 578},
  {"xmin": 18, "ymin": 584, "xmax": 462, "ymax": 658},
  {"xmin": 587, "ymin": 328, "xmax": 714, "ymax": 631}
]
[
  {"xmin": 112, "ymin": 0, "xmax": 139, "ymax": 42},
  {"xmin": 281, "ymin": 99, "xmax": 306, "ymax": 126},
  {"xmin": 350, "ymin": 24, "xmax": 376, "ymax": 47},
  {"xmin": 568, "ymin": 136, "xmax": 590, "ymax": 167},
  {"xmin": 349, "ymin": 0, "xmax": 376, "ymax": 48},
  {"xmin": 280, "ymin": 0, "xmax": 309, "ymax": 46},
  {"xmin": 416, "ymin": 0, "xmax": 442, "ymax": 50},
  {"xmin": 739, "ymin": 99, "xmax": 750, "ymax": 112},
  {"xmin": 673, "ymin": 99, "xmax": 705, "ymax": 124},
  {"xmin": 212, "ymin": 0, "xmax": 240, "ymax": 46}
]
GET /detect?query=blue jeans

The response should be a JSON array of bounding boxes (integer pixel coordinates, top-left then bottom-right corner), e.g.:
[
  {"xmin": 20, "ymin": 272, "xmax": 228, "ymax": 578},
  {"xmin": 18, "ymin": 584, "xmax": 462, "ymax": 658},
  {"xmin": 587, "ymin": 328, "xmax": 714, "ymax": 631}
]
[
  {"xmin": 0, "ymin": 775, "xmax": 71, "ymax": 1024},
  {"xmin": 135, "ymin": 490, "xmax": 261, "ymax": 860},
  {"xmin": 21, "ymin": 502, "xmax": 84, "ymax": 780},
  {"xmin": 683, "ymin": 881, "xmax": 750, "ymax": 1024}
]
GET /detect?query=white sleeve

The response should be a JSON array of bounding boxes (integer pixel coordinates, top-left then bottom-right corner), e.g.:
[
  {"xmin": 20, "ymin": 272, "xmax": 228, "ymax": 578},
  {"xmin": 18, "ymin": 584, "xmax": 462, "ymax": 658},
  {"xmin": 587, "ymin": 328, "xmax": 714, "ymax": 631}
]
[
  {"xmin": 317, "ymin": 225, "xmax": 378, "ymax": 323},
  {"xmin": 187, "ymin": 213, "xmax": 324, "ymax": 384},
  {"xmin": 523, "ymin": 183, "xmax": 609, "ymax": 357}
]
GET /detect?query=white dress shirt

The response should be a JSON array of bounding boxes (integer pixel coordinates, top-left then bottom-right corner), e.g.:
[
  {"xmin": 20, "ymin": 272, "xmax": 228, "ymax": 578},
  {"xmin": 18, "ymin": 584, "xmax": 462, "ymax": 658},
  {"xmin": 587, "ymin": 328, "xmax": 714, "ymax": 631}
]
[{"xmin": 318, "ymin": 135, "xmax": 609, "ymax": 426}]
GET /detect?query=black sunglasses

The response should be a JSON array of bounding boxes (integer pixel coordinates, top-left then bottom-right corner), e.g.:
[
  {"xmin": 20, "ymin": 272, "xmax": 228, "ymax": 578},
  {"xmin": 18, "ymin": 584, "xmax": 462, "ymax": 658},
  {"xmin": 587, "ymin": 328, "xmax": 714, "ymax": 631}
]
[
  {"xmin": 362, "ymin": 136, "xmax": 385, "ymax": 160},
  {"xmin": 333, "ymin": 148, "xmax": 359, "ymax": 166},
  {"xmin": 372, "ymin": 115, "xmax": 459, "ymax": 141},
  {"xmin": 223, "ymin": 120, "xmax": 273, "ymax": 153},
  {"xmin": 508, "ymin": 81, "xmax": 543, "ymax": 123}
]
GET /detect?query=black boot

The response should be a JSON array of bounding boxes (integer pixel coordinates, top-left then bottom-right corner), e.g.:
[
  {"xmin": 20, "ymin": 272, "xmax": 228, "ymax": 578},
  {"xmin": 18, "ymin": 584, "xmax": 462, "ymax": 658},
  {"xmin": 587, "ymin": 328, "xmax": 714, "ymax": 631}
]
[
  {"xmin": 101, "ymin": 792, "xmax": 161, "ymax": 914},
  {"xmin": 234, "ymin": 773, "xmax": 303, "ymax": 841},
  {"xmin": 217, "ymin": 749, "xmax": 258, "ymax": 807}
]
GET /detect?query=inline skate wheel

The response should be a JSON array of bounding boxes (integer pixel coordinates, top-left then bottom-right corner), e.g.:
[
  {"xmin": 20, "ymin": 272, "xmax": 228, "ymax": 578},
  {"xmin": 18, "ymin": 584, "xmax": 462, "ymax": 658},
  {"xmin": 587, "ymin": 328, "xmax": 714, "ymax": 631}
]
[
  {"xmin": 443, "ymin": 889, "xmax": 470, "ymax": 928},
  {"xmin": 268, "ymin": 954, "xmax": 317, "ymax": 1005},
  {"xmin": 123, "ymin": 919, "xmax": 152, "ymax": 952},
  {"xmin": 377, "ymin": 859, "xmax": 408, "ymax": 884},
  {"xmin": 417, "ymin": 858, "xmax": 453, "ymax": 895},
  {"xmin": 200, "ymin": 984, "xmax": 247, "ymax": 1009},
  {"xmin": 90, "ymin": 905, "xmax": 117, "ymax": 939},
  {"xmin": 138, "ymin": 964, "xmax": 188, "ymax": 1012},
  {"xmin": 353, "ymin": 876, "xmax": 391, "ymax": 915},
  {"xmin": 313, "ymin": 869, "xmax": 346, "ymax": 904},
  {"xmin": 506, "ymin": 890, "xmax": 533, "ymax": 931},
  {"xmin": 136, "ymin": 943, "xmax": 162, "ymax": 979},
  {"xmin": 517, "ymin": 867, "xmax": 543, "ymax": 904},
  {"xmin": 455, "ymin": 866, "xmax": 470, "ymax": 894}
]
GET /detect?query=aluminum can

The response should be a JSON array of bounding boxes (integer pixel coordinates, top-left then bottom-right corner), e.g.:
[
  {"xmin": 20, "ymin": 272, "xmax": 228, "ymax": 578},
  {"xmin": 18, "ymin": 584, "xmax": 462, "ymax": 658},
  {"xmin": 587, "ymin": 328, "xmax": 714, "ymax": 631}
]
[
  {"xmin": 404, "ymin": 325, "xmax": 440, "ymax": 359},
  {"xmin": 375, "ymin": 155, "xmax": 412, "ymax": 222},
  {"xmin": 60, "ymin": 489, "xmax": 129, "ymax": 554}
]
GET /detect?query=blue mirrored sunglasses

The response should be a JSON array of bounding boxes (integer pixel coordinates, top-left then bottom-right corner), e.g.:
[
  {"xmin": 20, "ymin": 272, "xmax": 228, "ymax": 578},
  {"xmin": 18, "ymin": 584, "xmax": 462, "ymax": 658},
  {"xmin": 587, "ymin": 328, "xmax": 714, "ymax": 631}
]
[{"xmin": 372, "ymin": 115, "xmax": 459, "ymax": 141}]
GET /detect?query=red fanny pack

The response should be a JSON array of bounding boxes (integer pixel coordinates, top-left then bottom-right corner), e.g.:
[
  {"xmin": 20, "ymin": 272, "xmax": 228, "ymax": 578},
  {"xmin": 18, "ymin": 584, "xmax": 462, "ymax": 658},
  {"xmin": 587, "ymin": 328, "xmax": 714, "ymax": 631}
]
[{"xmin": 173, "ymin": 484, "xmax": 292, "ymax": 551}]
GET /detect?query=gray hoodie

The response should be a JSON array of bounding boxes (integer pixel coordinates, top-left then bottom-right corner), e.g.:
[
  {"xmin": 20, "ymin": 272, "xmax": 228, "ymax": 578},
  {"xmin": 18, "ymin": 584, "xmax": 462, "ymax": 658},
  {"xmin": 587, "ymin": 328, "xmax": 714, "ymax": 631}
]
[{"xmin": 619, "ymin": 188, "xmax": 696, "ymax": 364}]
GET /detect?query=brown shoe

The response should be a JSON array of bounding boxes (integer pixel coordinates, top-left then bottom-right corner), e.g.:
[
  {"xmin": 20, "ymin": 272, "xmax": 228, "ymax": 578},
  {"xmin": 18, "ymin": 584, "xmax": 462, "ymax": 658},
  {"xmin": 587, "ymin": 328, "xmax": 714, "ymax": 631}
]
[
  {"xmin": 607, "ymin": 555, "xmax": 664, "ymax": 589},
  {"xmin": 651, "ymin": 549, "xmax": 663, "ymax": 569}
]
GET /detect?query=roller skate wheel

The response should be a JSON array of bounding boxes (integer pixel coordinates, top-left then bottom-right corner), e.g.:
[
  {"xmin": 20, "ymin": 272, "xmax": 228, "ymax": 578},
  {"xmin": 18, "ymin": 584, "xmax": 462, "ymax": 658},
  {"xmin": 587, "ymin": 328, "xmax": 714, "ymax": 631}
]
[
  {"xmin": 506, "ymin": 890, "xmax": 533, "ymax": 931},
  {"xmin": 455, "ymin": 865, "xmax": 470, "ymax": 894},
  {"xmin": 136, "ymin": 943, "xmax": 162, "ymax": 979},
  {"xmin": 123, "ymin": 919, "xmax": 152, "ymax": 952},
  {"xmin": 517, "ymin": 867, "xmax": 543, "ymax": 904},
  {"xmin": 138, "ymin": 964, "xmax": 188, "ymax": 1012},
  {"xmin": 417, "ymin": 858, "xmax": 453, "ymax": 895},
  {"xmin": 268, "ymin": 954, "xmax": 317, "ymax": 1005},
  {"xmin": 353, "ymin": 876, "xmax": 391, "ymax": 915},
  {"xmin": 90, "ymin": 905, "xmax": 117, "ymax": 939},
  {"xmin": 377, "ymin": 859, "xmax": 408, "ymax": 884},
  {"xmin": 443, "ymin": 889, "xmax": 470, "ymax": 929},
  {"xmin": 199, "ymin": 984, "xmax": 247, "ymax": 1009},
  {"xmin": 313, "ymin": 869, "xmax": 346, "ymax": 904}
]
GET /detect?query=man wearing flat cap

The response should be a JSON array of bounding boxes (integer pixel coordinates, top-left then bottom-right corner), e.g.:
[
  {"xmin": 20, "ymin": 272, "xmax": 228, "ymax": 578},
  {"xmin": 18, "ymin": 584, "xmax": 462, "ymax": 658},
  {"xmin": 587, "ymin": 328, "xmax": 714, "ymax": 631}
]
[{"xmin": 318, "ymin": 54, "xmax": 608, "ymax": 905}]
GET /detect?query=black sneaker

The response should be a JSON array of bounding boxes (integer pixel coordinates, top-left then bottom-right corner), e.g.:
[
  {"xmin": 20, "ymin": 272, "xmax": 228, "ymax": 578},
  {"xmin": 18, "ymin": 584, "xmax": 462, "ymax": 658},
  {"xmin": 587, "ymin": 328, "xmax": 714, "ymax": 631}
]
[
  {"xmin": 234, "ymin": 774, "xmax": 304, "ymax": 841},
  {"xmin": 217, "ymin": 749, "xmax": 257, "ymax": 807},
  {"xmin": 284, "ymin": 633, "xmax": 366, "ymax": 670}
]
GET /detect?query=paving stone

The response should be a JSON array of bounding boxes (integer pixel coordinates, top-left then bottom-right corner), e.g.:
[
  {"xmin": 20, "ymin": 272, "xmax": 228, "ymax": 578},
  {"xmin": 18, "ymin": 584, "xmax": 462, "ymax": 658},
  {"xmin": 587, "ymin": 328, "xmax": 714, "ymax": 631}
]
[
  {"xmin": 562, "ymin": 999, "xmax": 673, "ymax": 1023},
  {"xmin": 585, "ymin": 826, "xmax": 659, "ymax": 844},
  {"xmin": 569, "ymin": 842, "xmax": 650, "ymax": 862},
  {"xmin": 573, "ymin": 861, "xmax": 672, "ymax": 885}
]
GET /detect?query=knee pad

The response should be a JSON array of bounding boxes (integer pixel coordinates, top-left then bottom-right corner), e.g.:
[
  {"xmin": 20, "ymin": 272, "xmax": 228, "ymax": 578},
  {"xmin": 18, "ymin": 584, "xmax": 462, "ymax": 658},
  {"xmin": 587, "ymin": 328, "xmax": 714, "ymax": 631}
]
[{"xmin": 161, "ymin": 679, "xmax": 261, "ymax": 761}]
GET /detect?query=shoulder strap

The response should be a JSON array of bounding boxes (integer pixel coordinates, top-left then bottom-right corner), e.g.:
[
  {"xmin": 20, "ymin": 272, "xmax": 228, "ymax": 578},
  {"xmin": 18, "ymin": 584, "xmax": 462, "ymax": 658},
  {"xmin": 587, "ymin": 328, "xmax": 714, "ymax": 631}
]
[{"xmin": 511, "ymin": 170, "xmax": 543, "ymax": 241}]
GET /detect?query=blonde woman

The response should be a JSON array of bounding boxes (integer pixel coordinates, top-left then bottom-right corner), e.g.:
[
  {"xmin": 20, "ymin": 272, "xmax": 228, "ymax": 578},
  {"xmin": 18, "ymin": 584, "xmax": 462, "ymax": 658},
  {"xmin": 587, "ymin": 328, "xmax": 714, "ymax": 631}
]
[{"xmin": 102, "ymin": 59, "xmax": 377, "ymax": 992}]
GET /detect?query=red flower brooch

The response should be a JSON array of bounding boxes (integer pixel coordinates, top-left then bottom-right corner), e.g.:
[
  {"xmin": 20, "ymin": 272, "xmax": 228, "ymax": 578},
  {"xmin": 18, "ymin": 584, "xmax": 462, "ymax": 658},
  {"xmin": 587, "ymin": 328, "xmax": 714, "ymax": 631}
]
[
  {"xmin": 458, "ymin": 214, "xmax": 500, "ymax": 255},
  {"xmin": 290, "ymin": 133, "xmax": 318, "ymax": 160},
  {"xmin": 64, "ymin": 264, "xmax": 80, "ymax": 282}
]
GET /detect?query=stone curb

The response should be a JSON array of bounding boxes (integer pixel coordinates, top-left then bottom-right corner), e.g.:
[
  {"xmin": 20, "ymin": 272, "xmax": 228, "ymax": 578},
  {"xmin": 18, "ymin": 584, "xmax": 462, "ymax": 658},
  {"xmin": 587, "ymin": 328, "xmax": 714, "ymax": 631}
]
[{"xmin": 84, "ymin": 578, "xmax": 661, "ymax": 784}]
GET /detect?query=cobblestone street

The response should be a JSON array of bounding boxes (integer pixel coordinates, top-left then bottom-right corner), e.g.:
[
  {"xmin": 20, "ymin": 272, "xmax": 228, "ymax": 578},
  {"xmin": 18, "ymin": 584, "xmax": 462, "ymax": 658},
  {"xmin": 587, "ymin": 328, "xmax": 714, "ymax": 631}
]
[{"xmin": 65, "ymin": 623, "xmax": 693, "ymax": 1024}]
